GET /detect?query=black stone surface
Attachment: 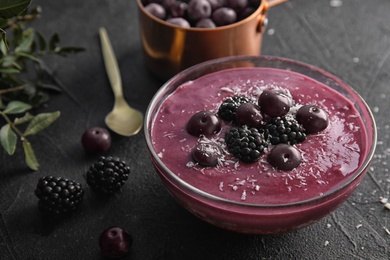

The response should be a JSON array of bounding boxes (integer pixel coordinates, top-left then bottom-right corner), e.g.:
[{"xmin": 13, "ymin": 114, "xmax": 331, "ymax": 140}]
[{"xmin": 1, "ymin": 0, "xmax": 389, "ymax": 259}]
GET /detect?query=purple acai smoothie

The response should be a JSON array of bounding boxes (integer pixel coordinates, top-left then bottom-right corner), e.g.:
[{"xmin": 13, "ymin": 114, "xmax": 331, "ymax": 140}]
[{"xmin": 151, "ymin": 67, "xmax": 367, "ymax": 205}]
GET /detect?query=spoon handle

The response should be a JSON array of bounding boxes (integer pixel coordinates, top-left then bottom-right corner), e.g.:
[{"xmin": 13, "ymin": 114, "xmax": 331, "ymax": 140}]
[{"xmin": 99, "ymin": 27, "xmax": 123, "ymax": 97}]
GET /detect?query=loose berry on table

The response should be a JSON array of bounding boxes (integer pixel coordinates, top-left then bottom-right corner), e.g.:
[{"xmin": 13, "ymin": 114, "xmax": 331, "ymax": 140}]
[
  {"xmin": 86, "ymin": 156, "xmax": 130, "ymax": 196},
  {"xmin": 99, "ymin": 226, "xmax": 133, "ymax": 259},
  {"xmin": 81, "ymin": 126, "xmax": 111, "ymax": 155},
  {"xmin": 34, "ymin": 176, "xmax": 84, "ymax": 217}
]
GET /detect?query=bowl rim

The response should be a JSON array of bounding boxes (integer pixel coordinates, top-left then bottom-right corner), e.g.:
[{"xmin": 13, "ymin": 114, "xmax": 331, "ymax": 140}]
[
  {"xmin": 136, "ymin": 0, "xmax": 267, "ymax": 32},
  {"xmin": 144, "ymin": 55, "xmax": 378, "ymax": 208}
]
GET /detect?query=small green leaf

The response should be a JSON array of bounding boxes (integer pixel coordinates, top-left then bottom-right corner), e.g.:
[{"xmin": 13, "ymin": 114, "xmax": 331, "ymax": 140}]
[
  {"xmin": 29, "ymin": 91, "xmax": 49, "ymax": 108},
  {"xmin": 15, "ymin": 28, "xmax": 35, "ymax": 52},
  {"xmin": 54, "ymin": 46, "xmax": 85, "ymax": 56},
  {"xmin": 0, "ymin": 30, "xmax": 8, "ymax": 54},
  {"xmin": 49, "ymin": 33, "xmax": 59, "ymax": 51},
  {"xmin": 35, "ymin": 30, "xmax": 46, "ymax": 51},
  {"xmin": 2, "ymin": 54, "xmax": 19, "ymax": 67},
  {"xmin": 0, "ymin": 0, "xmax": 31, "ymax": 19},
  {"xmin": 3, "ymin": 100, "xmax": 32, "ymax": 114},
  {"xmin": 0, "ymin": 124, "xmax": 17, "ymax": 155},
  {"xmin": 2, "ymin": 56, "xmax": 23, "ymax": 71},
  {"xmin": 0, "ymin": 18, "xmax": 8, "ymax": 27},
  {"xmin": 11, "ymin": 25, "xmax": 23, "ymax": 43},
  {"xmin": 22, "ymin": 139, "xmax": 39, "ymax": 171},
  {"xmin": 24, "ymin": 111, "xmax": 60, "ymax": 136},
  {"xmin": 14, "ymin": 112, "xmax": 34, "ymax": 125},
  {"xmin": 15, "ymin": 51, "xmax": 41, "ymax": 63},
  {"xmin": 0, "ymin": 67, "xmax": 21, "ymax": 73},
  {"xmin": 37, "ymin": 83, "xmax": 62, "ymax": 92}
]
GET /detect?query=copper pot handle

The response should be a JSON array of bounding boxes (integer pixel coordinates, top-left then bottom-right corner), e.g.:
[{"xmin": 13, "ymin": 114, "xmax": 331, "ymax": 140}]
[
  {"xmin": 257, "ymin": 0, "xmax": 288, "ymax": 32},
  {"xmin": 267, "ymin": 0, "xmax": 289, "ymax": 8}
]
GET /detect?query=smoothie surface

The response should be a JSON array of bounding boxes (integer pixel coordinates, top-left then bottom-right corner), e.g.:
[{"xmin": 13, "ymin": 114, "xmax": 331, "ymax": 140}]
[{"xmin": 151, "ymin": 67, "xmax": 367, "ymax": 204}]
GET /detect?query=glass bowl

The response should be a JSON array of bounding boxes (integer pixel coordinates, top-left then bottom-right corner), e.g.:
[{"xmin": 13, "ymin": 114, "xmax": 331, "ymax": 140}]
[{"xmin": 144, "ymin": 56, "xmax": 377, "ymax": 234}]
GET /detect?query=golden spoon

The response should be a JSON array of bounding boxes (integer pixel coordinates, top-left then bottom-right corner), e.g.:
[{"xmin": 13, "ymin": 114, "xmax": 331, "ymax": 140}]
[{"xmin": 99, "ymin": 27, "xmax": 143, "ymax": 136}]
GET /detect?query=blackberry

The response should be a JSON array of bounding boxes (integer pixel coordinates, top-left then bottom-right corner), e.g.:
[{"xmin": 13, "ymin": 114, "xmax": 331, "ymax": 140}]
[
  {"xmin": 218, "ymin": 96, "xmax": 251, "ymax": 122},
  {"xmin": 225, "ymin": 125, "xmax": 268, "ymax": 164},
  {"xmin": 260, "ymin": 116, "xmax": 306, "ymax": 145},
  {"xmin": 86, "ymin": 156, "xmax": 130, "ymax": 196},
  {"xmin": 34, "ymin": 176, "xmax": 84, "ymax": 216}
]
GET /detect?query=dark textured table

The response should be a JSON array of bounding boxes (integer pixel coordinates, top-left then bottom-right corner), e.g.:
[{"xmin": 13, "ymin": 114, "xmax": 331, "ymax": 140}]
[{"xmin": 1, "ymin": 0, "xmax": 390, "ymax": 259}]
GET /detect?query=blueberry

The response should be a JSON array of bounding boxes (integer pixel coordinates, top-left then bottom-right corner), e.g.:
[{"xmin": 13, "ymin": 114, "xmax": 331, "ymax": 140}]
[
  {"xmin": 238, "ymin": 7, "xmax": 256, "ymax": 20},
  {"xmin": 267, "ymin": 144, "xmax": 301, "ymax": 171},
  {"xmin": 212, "ymin": 7, "xmax": 237, "ymax": 26},
  {"xmin": 248, "ymin": 0, "xmax": 261, "ymax": 7},
  {"xmin": 207, "ymin": 0, "xmax": 226, "ymax": 11},
  {"xmin": 296, "ymin": 105, "xmax": 329, "ymax": 134},
  {"xmin": 144, "ymin": 3, "xmax": 166, "ymax": 20},
  {"xmin": 226, "ymin": 0, "xmax": 248, "ymax": 11},
  {"xmin": 165, "ymin": 1, "xmax": 188, "ymax": 18},
  {"xmin": 186, "ymin": 111, "xmax": 222, "ymax": 137},
  {"xmin": 142, "ymin": 0, "xmax": 256, "ymax": 28},
  {"xmin": 192, "ymin": 141, "xmax": 222, "ymax": 166},
  {"xmin": 166, "ymin": 17, "xmax": 191, "ymax": 27},
  {"xmin": 161, "ymin": 0, "xmax": 176, "ymax": 7},
  {"xmin": 81, "ymin": 127, "xmax": 111, "ymax": 155},
  {"xmin": 235, "ymin": 102, "xmax": 263, "ymax": 128},
  {"xmin": 196, "ymin": 18, "xmax": 216, "ymax": 28},
  {"xmin": 99, "ymin": 226, "xmax": 133, "ymax": 258},
  {"xmin": 188, "ymin": 0, "xmax": 212, "ymax": 21},
  {"xmin": 258, "ymin": 89, "xmax": 292, "ymax": 117}
]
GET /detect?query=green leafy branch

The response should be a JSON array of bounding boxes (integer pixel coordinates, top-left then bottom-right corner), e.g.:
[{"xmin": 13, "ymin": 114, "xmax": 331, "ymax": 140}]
[
  {"xmin": 0, "ymin": 101, "xmax": 60, "ymax": 170},
  {"xmin": 0, "ymin": 0, "xmax": 85, "ymax": 171}
]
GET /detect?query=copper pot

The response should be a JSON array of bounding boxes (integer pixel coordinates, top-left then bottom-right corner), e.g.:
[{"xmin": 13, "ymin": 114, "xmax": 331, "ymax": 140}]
[{"xmin": 137, "ymin": 0, "xmax": 287, "ymax": 80}]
